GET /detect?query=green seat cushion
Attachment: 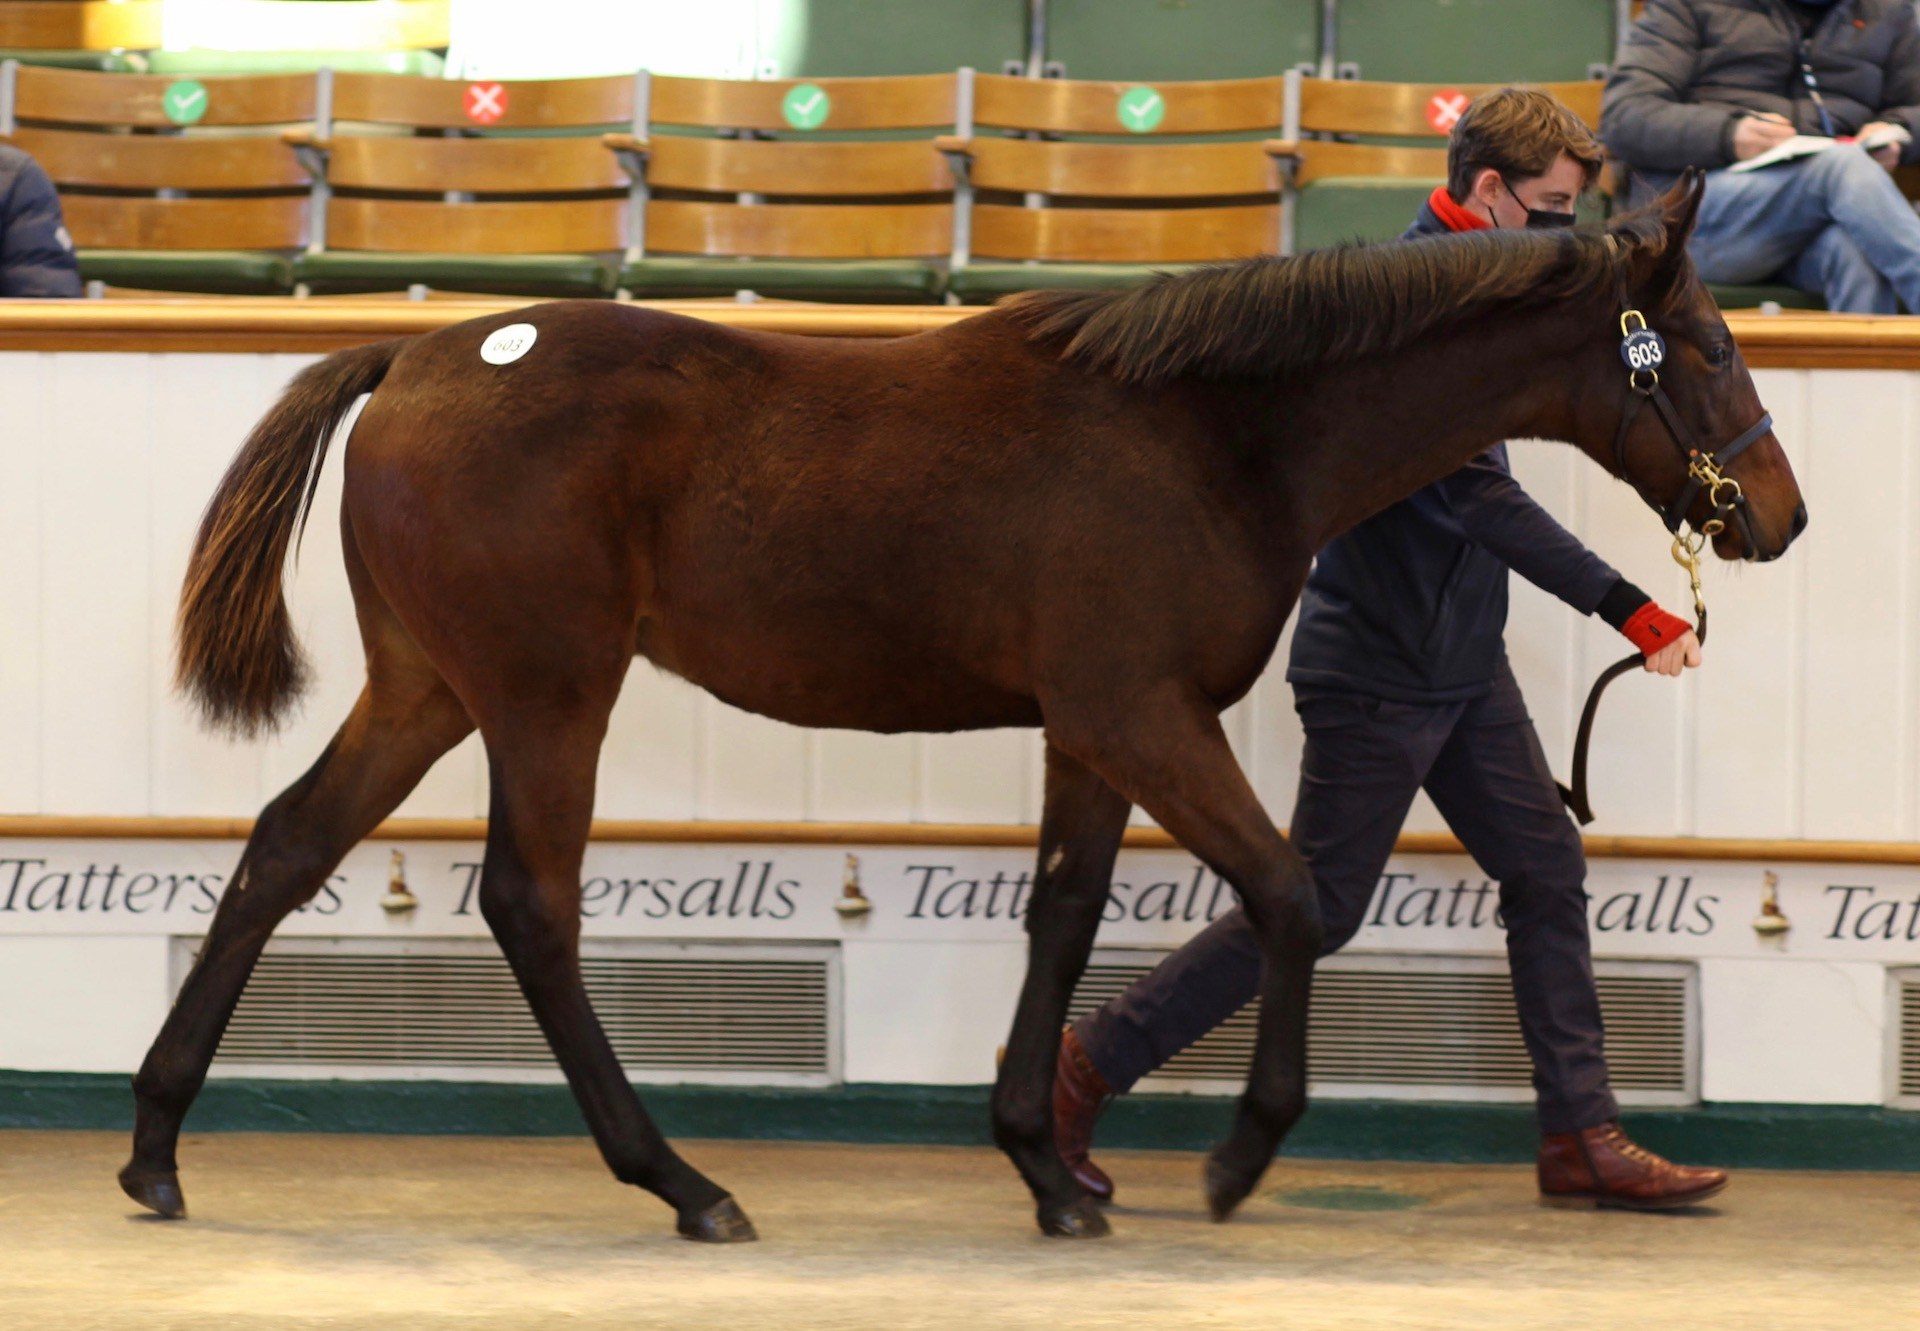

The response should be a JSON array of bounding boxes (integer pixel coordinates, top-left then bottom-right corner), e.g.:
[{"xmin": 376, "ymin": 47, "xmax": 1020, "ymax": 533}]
[
  {"xmin": 0, "ymin": 49, "xmax": 139, "ymax": 72},
  {"xmin": 947, "ymin": 261, "xmax": 1196, "ymax": 303},
  {"xmin": 1707, "ymin": 283, "xmax": 1827, "ymax": 311},
  {"xmin": 294, "ymin": 251, "xmax": 618, "ymax": 297},
  {"xmin": 78, "ymin": 250, "xmax": 295, "ymax": 295},
  {"xmin": 620, "ymin": 257, "xmax": 945, "ymax": 303},
  {"xmin": 145, "ymin": 50, "xmax": 445, "ymax": 77},
  {"xmin": 1293, "ymin": 178, "xmax": 1437, "ymax": 252}
]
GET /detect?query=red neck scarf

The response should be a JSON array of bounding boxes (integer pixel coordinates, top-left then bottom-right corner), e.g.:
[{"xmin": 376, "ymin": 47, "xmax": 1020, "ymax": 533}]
[{"xmin": 1427, "ymin": 184, "xmax": 1492, "ymax": 233}]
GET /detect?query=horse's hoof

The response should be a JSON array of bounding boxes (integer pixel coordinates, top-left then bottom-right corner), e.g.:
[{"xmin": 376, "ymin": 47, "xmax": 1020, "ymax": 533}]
[
  {"xmin": 1203, "ymin": 1151, "xmax": 1258, "ymax": 1223},
  {"xmin": 1038, "ymin": 1197, "xmax": 1112, "ymax": 1239},
  {"xmin": 119, "ymin": 1163, "xmax": 186, "ymax": 1219},
  {"xmin": 677, "ymin": 1196, "xmax": 758, "ymax": 1243}
]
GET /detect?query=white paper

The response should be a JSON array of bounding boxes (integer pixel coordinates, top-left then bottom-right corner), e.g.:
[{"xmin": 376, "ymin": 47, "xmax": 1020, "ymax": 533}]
[{"xmin": 1729, "ymin": 125, "xmax": 1910, "ymax": 174}]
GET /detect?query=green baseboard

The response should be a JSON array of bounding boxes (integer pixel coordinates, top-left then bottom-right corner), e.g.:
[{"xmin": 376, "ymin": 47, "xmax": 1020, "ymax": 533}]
[{"xmin": 3, "ymin": 1072, "xmax": 1916, "ymax": 1172}]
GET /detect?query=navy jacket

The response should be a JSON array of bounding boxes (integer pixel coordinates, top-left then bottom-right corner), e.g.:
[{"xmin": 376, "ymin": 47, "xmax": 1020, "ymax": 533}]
[
  {"xmin": 1286, "ymin": 203, "xmax": 1626, "ymax": 703},
  {"xmin": 0, "ymin": 146, "xmax": 81, "ymax": 298}
]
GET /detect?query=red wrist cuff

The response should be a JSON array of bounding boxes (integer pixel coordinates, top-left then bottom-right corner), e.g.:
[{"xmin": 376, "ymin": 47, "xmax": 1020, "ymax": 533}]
[{"xmin": 1621, "ymin": 603, "xmax": 1691, "ymax": 656}]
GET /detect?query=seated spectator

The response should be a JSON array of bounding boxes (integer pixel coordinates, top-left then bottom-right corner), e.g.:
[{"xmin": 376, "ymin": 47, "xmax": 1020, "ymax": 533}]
[
  {"xmin": 1603, "ymin": 0, "xmax": 1920, "ymax": 312},
  {"xmin": 0, "ymin": 143, "xmax": 81, "ymax": 298}
]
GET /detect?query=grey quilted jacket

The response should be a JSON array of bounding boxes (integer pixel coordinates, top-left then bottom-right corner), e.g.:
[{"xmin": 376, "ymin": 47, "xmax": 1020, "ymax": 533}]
[{"xmin": 1603, "ymin": 0, "xmax": 1920, "ymax": 200}]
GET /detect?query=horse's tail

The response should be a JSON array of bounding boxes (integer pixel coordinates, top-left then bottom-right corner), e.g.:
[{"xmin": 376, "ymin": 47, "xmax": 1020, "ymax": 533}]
[{"xmin": 176, "ymin": 339, "xmax": 400, "ymax": 737}]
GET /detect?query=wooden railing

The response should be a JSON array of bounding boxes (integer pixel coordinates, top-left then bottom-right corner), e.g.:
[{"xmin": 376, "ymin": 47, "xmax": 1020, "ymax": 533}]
[
  {"xmin": 0, "ymin": 814, "xmax": 1916, "ymax": 864},
  {"xmin": 3, "ymin": 298, "xmax": 1920, "ymax": 366}
]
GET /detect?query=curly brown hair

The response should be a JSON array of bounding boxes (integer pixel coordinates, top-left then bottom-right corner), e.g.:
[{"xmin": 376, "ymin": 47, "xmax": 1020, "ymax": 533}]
[{"xmin": 1447, "ymin": 86, "xmax": 1604, "ymax": 202}]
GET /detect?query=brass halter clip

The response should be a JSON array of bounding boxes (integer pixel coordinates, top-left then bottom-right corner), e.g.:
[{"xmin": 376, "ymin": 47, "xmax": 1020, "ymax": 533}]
[
  {"xmin": 1673, "ymin": 452, "xmax": 1730, "ymax": 624},
  {"xmin": 1671, "ymin": 529, "xmax": 1709, "ymax": 623},
  {"xmin": 1688, "ymin": 451, "xmax": 1745, "ymax": 518}
]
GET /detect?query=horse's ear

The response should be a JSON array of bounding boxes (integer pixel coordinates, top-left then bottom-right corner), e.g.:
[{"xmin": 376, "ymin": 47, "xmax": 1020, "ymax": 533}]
[
  {"xmin": 1659, "ymin": 168, "xmax": 1707, "ymax": 247},
  {"xmin": 1636, "ymin": 168, "xmax": 1706, "ymax": 300}
]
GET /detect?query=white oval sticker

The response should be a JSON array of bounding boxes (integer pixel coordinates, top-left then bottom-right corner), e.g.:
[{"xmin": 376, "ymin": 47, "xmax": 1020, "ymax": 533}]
[{"xmin": 480, "ymin": 323, "xmax": 537, "ymax": 365}]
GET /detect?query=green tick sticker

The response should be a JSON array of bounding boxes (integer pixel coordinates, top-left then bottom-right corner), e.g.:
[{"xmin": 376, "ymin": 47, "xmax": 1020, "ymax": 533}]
[
  {"xmin": 1116, "ymin": 85, "xmax": 1165, "ymax": 133},
  {"xmin": 161, "ymin": 79, "xmax": 209, "ymax": 126},
  {"xmin": 781, "ymin": 82, "xmax": 831, "ymax": 130}
]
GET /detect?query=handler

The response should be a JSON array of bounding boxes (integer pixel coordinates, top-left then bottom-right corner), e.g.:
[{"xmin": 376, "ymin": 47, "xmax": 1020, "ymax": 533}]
[{"xmin": 1055, "ymin": 88, "xmax": 1729, "ymax": 1212}]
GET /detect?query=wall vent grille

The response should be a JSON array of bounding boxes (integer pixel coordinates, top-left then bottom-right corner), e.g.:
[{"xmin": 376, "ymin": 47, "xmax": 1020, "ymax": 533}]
[
  {"xmin": 183, "ymin": 939, "xmax": 836, "ymax": 1083},
  {"xmin": 1069, "ymin": 952, "xmax": 1696, "ymax": 1102},
  {"xmin": 1897, "ymin": 971, "xmax": 1920, "ymax": 1105}
]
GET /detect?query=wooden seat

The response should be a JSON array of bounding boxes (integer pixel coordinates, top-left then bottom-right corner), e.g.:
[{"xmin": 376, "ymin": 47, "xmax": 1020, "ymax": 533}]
[
  {"xmin": 939, "ymin": 72, "xmax": 1287, "ymax": 303},
  {"xmin": 1273, "ymin": 75, "xmax": 1605, "ymax": 253},
  {"xmin": 289, "ymin": 72, "xmax": 638, "ymax": 298},
  {"xmin": 0, "ymin": 63, "xmax": 315, "ymax": 293},
  {"xmin": 611, "ymin": 73, "xmax": 957, "ymax": 304}
]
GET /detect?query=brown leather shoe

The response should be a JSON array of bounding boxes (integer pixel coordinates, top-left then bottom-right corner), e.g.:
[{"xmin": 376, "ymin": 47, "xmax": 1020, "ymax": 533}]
[
  {"xmin": 1053, "ymin": 1025, "xmax": 1116, "ymax": 1203},
  {"xmin": 1538, "ymin": 1121, "xmax": 1729, "ymax": 1211}
]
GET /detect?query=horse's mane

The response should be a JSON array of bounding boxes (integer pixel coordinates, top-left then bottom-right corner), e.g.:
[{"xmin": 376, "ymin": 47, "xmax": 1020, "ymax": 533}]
[{"xmin": 1002, "ymin": 211, "xmax": 1667, "ymax": 387}]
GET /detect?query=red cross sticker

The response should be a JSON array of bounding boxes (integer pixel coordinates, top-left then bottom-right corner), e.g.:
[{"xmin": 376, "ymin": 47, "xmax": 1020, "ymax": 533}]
[
  {"xmin": 464, "ymin": 81, "xmax": 508, "ymax": 126},
  {"xmin": 1426, "ymin": 88, "xmax": 1470, "ymax": 135}
]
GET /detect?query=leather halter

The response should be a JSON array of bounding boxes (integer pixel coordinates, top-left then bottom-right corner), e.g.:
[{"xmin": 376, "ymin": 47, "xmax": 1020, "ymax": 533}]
[
  {"xmin": 1556, "ymin": 305, "xmax": 1774, "ymax": 827},
  {"xmin": 1608, "ymin": 307, "xmax": 1773, "ymax": 552}
]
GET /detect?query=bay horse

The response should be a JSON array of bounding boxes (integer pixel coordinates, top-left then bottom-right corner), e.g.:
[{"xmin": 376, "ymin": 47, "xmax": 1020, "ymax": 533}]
[{"xmin": 123, "ymin": 174, "xmax": 1802, "ymax": 1242}]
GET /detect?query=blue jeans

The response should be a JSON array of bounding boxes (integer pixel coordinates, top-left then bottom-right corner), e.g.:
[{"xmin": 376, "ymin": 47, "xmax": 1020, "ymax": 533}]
[{"xmin": 1689, "ymin": 144, "xmax": 1920, "ymax": 313}]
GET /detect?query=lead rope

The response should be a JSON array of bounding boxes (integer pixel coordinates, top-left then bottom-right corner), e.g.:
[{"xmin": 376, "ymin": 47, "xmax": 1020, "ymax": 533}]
[
  {"xmin": 1555, "ymin": 289, "xmax": 1763, "ymax": 828},
  {"xmin": 1557, "ymin": 531, "xmax": 1710, "ymax": 826}
]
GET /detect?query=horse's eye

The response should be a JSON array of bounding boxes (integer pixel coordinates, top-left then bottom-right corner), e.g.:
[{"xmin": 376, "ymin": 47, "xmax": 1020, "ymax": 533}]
[{"xmin": 1706, "ymin": 342, "xmax": 1733, "ymax": 369}]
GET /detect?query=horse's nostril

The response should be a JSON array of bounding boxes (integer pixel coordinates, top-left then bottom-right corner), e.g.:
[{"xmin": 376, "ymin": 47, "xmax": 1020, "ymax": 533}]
[{"xmin": 1791, "ymin": 503, "xmax": 1808, "ymax": 538}]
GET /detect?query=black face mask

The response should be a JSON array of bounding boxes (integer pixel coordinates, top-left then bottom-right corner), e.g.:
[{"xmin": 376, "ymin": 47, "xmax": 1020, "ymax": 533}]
[{"xmin": 1500, "ymin": 176, "xmax": 1577, "ymax": 230}]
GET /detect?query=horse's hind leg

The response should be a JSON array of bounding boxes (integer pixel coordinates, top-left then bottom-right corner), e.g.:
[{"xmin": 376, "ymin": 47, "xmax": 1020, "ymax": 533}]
[
  {"xmin": 1052, "ymin": 688, "xmax": 1323, "ymax": 1223},
  {"xmin": 992, "ymin": 741, "xmax": 1132, "ymax": 1238},
  {"xmin": 120, "ymin": 639, "xmax": 473, "ymax": 1218},
  {"xmin": 471, "ymin": 699, "xmax": 748, "ymax": 1243}
]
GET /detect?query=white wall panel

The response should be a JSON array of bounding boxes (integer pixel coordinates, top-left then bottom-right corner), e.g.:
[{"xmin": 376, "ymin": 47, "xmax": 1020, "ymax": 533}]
[
  {"xmin": 40, "ymin": 355, "xmax": 154, "ymax": 813},
  {"xmin": 148, "ymin": 354, "xmax": 276, "ymax": 816},
  {"xmin": 0, "ymin": 935, "xmax": 170, "ymax": 1072},
  {"xmin": 1905, "ymin": 374, "xmax": 1920, "ymax": 842},
  {"xmin": 1798, "ymin": 372, "xmax": 1908, "ymax": 838},
  {"xmin": 0, "ymin": 345, "xmax": 1910, "ymax": 1108},
  {"xmin": 597, "ymin": 663, "xmax": 703, "ymax": 819},
  {"xmin": 808, "ymin": 729, "xmax": 918, "ymax": 823},
  {"xmin": 1698, "ymin": 957, "xmax": 1888, "ymax": 1104},
  {"xmin": 914, "ymin": 729, "xmax": 1031, "ymax": 824},
  {"xmin": 840, "ymin": 939, "xmax": 1025, "ymax": 1084},
  {"xmin": 0, "ymin": 355, "xmax": 1897, "ymax": 848},
  {"xmin": 0, "ymin": 354, "xmax": 49, "ymax": 812},
  {"xmin": 1687, "ymin": 371, "xmax": 1805, "ymax": 837},
  {"xmin": 702, "ymin": 699, "xmax": 809, "ymax": 820},
  {"xmin": 1019, "ymin": 730, "xmax": 1048, "ymax": 825}
]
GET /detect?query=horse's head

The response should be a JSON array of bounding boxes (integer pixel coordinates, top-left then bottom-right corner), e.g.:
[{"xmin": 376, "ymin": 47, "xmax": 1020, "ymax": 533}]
[{"xmin": 1593, "ymin": 172, "xmax": 1806, "ymax": 562}]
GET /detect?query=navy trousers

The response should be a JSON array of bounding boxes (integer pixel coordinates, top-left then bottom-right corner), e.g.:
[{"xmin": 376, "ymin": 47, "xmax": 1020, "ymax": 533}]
[{"xmin": 1074, "ymin": 664, "xmax": 1618, "ymax": 1134}]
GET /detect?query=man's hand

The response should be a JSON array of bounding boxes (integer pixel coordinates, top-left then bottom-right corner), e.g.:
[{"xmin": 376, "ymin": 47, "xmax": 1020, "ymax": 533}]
[
  {"xmin": 1858, "ymin": 120, "xmax": 1905, "ymax": 169},
  {"xmin": 1732, "ymin": 112, "xmax": 1796, "ymax": 161},
  {"xmin": 1644, "ymin": 629, "xmax": 1702, "ymax": 677}
]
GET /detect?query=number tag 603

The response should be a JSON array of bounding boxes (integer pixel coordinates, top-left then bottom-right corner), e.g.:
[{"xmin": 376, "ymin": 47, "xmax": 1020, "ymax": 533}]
[{"xmin": 1620, "ymin": 327, "xmax": 1666, "ymax": 373}]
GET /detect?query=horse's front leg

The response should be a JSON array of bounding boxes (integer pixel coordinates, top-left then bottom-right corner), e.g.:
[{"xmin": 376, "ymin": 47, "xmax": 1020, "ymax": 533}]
[
  {"xmin": 473, "ymin": 700, "xmax": 748, "ymax": 1243},
  {"xmin": 992, "ymin": 740, "xmax": 1133, "ymax": 1237},
  {"xmin": 1053, "ymin": 685, "xmax": 1325, "ymax": 1223}
]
